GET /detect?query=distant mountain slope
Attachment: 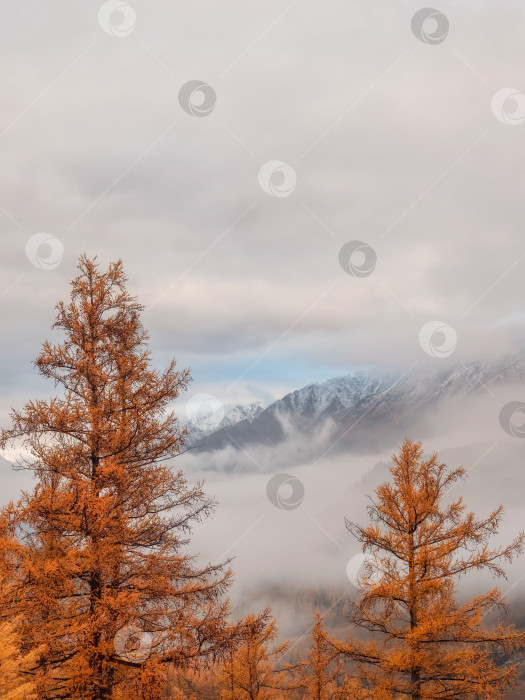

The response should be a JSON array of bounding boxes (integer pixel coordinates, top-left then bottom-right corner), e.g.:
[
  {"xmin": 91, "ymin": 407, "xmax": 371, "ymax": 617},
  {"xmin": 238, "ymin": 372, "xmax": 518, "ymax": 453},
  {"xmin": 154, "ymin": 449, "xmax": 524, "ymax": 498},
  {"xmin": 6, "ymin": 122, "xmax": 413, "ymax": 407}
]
[
  {"xmin": 185, "ymin": 402, "xmax": 264, "ymax": 445},
  {"xmin": 190, "ymin": 352, "xmax": 525, "ymax": 459}
]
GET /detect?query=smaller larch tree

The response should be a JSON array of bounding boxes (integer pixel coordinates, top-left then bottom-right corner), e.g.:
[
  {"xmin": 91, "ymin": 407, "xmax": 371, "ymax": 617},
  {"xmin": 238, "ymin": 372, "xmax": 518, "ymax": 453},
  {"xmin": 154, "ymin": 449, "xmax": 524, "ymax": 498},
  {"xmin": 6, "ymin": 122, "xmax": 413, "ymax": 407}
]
[
  {"xmin": 328, "ymin": 438, "xmax": 525, "ymax": 699},
  {"xmin": 294, "ymin": 612, "xmax": 346, "ymax": 699},
  {"xmin": 0, "ymin": 511, "xmax": 40, "ymax": 700},
  {"xmin": 0, "ymin": 616, "xmax": 39, "ymax": 700},
  {"xmin": 217, "ymin": 613, "xmax": 289, "ymax": 699}
]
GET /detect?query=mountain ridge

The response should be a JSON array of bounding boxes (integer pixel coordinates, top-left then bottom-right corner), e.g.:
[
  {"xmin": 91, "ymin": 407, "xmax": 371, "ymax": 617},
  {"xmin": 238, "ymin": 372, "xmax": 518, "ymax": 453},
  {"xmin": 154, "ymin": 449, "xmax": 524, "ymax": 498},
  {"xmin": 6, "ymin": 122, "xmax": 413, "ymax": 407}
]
[{"xmin": 187, "ymin": 350, "xmax": 525, "ymax": 460}]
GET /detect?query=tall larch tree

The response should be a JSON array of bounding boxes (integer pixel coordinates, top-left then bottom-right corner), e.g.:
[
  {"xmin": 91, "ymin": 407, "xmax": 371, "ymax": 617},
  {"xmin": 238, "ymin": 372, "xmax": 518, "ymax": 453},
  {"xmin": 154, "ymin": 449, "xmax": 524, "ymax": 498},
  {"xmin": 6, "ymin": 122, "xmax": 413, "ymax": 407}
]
[
  {"xmin": 0, "ymin": 256, "xmax": 235, "ymax": 699},
  {"xmin": 328, "ymin": 438, "xmax": 525, "ymax": 699}
]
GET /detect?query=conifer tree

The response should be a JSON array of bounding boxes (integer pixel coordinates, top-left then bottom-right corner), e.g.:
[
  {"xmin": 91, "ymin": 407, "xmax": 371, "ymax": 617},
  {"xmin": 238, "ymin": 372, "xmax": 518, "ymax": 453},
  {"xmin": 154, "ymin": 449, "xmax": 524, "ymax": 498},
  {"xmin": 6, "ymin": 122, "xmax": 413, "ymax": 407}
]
[
  {"xmin": 0, "ymin": 256, "xmax": 234, "ymax": 699},
  {"xmin": 0, "ymin": 616, "xmax": 39, "ymax": 700},
  {"xmin": 217, "ymin": 613, "xmax": 288, "ymax": 699},
  {"xmin": 296, "ymin": 613, "xmax": 345, "ymax": 699},
  {"xmin": 0, "ymin": 508, "xmax": 41, "ymax": 699},
  {"xmin": 328, "ymin": 439, "xmax": 525, "ymax": 699}
]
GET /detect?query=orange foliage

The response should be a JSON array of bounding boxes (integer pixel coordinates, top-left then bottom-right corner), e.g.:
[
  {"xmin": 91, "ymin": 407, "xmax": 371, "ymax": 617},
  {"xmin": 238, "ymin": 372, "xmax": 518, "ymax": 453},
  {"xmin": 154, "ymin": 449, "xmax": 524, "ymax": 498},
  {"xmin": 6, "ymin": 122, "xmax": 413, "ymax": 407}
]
[
  {"xmin": 290, "ymin": 612, "xmax": 346, "ymax": 699},
  {"xmin": 217, "ymin": 612, "xmax": 289, "ymax": 699},
  {"xmin": 0, "ymin": 613, "xmax": 39, "ymax": 699}
]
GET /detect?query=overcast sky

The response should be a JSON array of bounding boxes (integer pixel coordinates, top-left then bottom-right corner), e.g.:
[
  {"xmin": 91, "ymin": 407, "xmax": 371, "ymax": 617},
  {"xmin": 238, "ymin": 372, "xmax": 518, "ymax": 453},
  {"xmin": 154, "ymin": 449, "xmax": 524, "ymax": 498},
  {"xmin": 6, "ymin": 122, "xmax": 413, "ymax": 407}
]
[{"xmin": 2, "ymin": 0, "xmax": 525, "ymax": 409}]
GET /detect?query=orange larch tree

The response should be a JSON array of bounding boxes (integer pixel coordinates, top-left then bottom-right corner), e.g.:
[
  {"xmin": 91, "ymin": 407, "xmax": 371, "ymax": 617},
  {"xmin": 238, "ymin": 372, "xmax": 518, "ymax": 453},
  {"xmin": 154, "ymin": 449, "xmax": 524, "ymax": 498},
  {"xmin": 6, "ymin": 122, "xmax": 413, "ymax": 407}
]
[
  {"xmin": 0, "ymin": 521, "xmax": 39, "ymax": 700},
  {"xmin": 0, "ymin": 256, "xmax": 235, "ymax": 699},
  {"xmin": 294, "ymin": 612, "xmax": 346, "ymax": 699},
  {"xmin": 0, "ymin": 613, "xmax": 39, "ymax": 700},
  {"xmin": 217, "ymin": 612, "xmax": 289, "ymax": 699},
  {"xmin": 328, "ymin": 438, "xmax": 525, "ymax": 699}
]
